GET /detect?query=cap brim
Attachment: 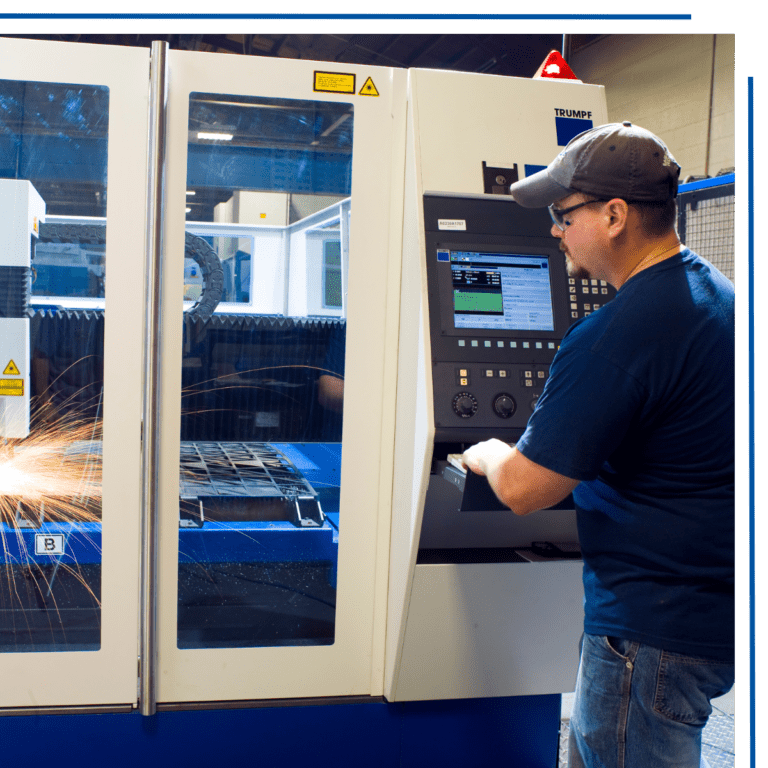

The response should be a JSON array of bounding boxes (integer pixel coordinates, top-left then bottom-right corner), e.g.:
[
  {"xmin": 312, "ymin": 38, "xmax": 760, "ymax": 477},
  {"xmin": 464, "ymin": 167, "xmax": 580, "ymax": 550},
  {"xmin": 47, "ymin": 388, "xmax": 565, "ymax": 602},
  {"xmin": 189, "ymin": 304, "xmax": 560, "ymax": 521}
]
[{"xmin": 509, "ymin": 169, "xmax": 573, "ymax": 208}]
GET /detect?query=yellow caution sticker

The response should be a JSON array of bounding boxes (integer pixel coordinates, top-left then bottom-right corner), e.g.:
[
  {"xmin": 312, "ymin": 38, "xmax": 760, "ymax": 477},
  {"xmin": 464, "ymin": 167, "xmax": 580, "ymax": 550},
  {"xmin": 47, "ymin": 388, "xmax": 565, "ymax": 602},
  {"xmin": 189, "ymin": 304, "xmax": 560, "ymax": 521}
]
[
  {"xmin": 314, "ymin": 71, "xmax": 356, "ymax": 95},
  {"xmin": 0, "ymin": 379, "xmax": 23, "ymax": 396},
  {"xmin": 3, "ymin": 360, "xmax": 20, "ymax": 376},
  {"xmin": 358, "ymin": 77, "xmax": 380, "ymax": 97}
]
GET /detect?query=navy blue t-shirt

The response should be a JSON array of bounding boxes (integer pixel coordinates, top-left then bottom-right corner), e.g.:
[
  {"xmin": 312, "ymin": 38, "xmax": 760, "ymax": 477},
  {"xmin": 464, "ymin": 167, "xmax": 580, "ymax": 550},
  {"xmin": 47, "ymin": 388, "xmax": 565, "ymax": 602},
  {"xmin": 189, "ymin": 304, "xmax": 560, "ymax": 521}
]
[{"xmin": 516, "ymin": 249, "xmax": 734, "ymax": 661}]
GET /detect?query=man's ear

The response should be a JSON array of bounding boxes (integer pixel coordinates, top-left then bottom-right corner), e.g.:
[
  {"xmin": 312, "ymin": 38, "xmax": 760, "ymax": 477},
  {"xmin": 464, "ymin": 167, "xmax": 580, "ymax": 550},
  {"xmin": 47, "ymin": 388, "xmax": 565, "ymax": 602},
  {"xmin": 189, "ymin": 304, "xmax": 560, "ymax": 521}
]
[{"xmin": 604, "ymin": 198, "xmax": 630, "ymax": 239}]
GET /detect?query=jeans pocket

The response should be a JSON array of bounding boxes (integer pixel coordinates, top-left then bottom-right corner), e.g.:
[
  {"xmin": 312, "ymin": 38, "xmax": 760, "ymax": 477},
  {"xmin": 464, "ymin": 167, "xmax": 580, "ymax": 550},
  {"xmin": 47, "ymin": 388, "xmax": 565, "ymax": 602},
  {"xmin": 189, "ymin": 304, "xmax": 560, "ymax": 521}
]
[
  {"xmin": 653, "ymin": 650, "xmax": 735, "ymax": 726},
  {"xmin": 604, "ymin": 635, "xmax": 632, "ymax": 661}
]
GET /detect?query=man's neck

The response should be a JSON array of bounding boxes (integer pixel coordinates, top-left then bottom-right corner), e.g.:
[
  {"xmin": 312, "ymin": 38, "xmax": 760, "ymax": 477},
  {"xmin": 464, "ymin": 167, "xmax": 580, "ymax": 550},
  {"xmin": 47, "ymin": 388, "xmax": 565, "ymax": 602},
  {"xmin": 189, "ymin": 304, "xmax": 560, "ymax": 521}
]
[{"xmin": 615, "ymin": 231, "xmax": 682, "ymax": 289}]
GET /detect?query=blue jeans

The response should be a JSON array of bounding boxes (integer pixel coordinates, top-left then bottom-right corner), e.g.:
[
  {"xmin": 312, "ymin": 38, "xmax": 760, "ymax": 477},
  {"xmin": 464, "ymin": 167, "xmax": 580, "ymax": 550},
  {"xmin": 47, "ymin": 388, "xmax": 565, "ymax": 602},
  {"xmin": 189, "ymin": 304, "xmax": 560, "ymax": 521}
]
[{"xmin": 567, "ymin": 633, "xmax": 734, "ymax": 768}]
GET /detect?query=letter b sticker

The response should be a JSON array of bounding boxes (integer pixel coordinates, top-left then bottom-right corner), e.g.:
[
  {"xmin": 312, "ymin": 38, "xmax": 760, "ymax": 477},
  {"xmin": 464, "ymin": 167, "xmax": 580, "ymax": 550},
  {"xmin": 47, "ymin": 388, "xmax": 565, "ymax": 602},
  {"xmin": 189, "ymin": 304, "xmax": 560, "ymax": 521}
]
[{"xmin": 35, "ymin": 534, "xmax": 65, "ymax": 556}]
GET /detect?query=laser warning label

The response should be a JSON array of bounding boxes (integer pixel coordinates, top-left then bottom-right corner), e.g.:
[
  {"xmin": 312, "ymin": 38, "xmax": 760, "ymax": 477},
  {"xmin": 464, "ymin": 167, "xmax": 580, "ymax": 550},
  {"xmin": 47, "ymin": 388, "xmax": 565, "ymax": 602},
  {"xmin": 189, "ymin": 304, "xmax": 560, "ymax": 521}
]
[
  {"xmin": 358, "ymin": 77, "xmax": 379, "ymax": 96},
  {"xmin": 3, "ymin": 360, "xmax": 20, "ymax": 376},
  {"xmin": 0, "ymin": 379, "xmax": 23, "ymax": 396},
  {"xmin": 314, "ymin": 71, "xmax": 356, "ymax": 94}
]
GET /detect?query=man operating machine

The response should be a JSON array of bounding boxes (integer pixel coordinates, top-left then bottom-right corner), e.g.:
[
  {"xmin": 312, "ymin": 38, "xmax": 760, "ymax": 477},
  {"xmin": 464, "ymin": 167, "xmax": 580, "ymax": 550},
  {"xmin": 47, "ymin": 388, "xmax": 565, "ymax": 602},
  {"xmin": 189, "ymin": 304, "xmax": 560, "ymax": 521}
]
[{"xmin": 462, "ymin": 122, "xmax": 735, "ymax": 768}]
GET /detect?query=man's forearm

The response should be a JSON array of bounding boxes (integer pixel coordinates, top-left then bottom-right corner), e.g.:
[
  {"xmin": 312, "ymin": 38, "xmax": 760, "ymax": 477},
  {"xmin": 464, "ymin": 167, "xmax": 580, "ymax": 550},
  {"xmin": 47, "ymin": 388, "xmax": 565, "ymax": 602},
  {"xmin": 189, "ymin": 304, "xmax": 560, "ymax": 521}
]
[{"xmin": 462, "ymin": 438, "xmax": 579, "ymax": 516}]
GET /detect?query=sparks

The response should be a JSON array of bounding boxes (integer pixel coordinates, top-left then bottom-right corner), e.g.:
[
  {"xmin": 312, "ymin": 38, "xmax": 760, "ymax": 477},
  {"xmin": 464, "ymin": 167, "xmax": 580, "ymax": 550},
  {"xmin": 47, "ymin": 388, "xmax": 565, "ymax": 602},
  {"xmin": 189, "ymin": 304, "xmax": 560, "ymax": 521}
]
[{"xmin": 0, "ymin": 413, "xmax": 102, "ymax": 528}]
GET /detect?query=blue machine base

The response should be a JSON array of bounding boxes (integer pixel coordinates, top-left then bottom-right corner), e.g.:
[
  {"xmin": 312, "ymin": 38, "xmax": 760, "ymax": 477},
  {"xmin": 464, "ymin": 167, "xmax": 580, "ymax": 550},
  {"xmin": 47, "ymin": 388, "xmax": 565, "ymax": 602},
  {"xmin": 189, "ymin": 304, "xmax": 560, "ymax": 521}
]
[{"xmin": 0, "ymin": 694, "xmax": 562, "ymax": 768}]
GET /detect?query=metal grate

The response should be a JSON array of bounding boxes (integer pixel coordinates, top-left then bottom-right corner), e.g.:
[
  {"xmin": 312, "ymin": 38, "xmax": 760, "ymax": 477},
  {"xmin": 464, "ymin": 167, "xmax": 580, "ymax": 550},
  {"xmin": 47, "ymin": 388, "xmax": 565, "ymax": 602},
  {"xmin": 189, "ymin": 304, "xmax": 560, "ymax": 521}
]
[
  {"xmin": 677, "ymin": 175, "xmax": 735, "ymax": 284},
  {"xmin": 179, "ymin": 441, "xmax": 317, "ymax": 499}
]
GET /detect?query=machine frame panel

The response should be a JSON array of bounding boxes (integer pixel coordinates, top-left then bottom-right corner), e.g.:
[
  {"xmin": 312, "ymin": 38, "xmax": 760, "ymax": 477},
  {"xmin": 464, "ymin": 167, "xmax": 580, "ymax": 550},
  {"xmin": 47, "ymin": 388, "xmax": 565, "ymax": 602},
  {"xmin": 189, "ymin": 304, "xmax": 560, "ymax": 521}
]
[
  {"xmin": 155, "ymin": 48, "xmax": 406, "ymax": 704},
  {"xmin": 0, "ymin": 37, "xmax": 148, "ymax": 709}
]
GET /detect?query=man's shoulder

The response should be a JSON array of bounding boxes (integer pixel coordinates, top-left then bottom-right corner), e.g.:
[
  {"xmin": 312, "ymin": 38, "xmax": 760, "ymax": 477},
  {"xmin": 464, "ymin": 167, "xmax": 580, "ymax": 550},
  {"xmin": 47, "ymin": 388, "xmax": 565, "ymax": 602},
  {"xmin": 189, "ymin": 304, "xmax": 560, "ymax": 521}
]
[{"xmin": 681, "ymin": 249, "xmax": 735, "ymax": 301}]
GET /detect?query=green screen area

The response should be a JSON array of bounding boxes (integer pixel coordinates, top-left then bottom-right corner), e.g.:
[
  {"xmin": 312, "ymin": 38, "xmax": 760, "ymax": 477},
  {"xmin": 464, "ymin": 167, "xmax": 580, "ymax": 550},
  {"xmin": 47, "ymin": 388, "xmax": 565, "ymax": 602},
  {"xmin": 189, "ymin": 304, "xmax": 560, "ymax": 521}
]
[{"xmin": 453, "ymin": 289, "xmax": 503, "ymax": 314}]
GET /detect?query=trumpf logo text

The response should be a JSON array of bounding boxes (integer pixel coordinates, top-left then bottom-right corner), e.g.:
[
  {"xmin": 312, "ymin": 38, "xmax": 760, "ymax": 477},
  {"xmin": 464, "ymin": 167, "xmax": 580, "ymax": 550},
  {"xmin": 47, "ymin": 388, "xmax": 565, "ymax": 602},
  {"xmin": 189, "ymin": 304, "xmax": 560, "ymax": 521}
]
[{"xmin": 554, "ymin": 109, "xmax": 592, "ymax": 119}]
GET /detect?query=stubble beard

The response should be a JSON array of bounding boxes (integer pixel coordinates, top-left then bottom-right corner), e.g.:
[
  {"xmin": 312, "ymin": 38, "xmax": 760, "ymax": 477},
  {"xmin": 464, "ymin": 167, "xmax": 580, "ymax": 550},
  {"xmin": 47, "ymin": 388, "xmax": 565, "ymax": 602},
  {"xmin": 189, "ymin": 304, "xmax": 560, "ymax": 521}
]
[{"xmin": 562, "ymin": 245, "xmax": 591, "ymax": 282}]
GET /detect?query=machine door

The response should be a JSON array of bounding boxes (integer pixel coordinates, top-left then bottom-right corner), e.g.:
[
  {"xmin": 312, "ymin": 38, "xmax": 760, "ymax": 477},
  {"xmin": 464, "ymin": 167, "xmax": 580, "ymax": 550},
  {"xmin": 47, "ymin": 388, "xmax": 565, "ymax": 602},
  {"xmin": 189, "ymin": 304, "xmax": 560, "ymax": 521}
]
[
  {"xmin": 155, "ymin": 50, "xmax": 404, "ymax": 703},
  {"xmin": 0, "ymin": 38, "xmax": 147, "ymax": 708}
]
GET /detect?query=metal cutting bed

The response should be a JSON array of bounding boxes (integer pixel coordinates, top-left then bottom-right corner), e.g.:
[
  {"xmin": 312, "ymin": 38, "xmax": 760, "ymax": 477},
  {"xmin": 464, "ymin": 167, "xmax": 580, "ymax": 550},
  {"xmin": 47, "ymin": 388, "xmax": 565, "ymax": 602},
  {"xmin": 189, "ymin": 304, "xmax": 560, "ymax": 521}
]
[{"xmin": 179, "ymin": 441, "xmax": 317, "ymax": 499}]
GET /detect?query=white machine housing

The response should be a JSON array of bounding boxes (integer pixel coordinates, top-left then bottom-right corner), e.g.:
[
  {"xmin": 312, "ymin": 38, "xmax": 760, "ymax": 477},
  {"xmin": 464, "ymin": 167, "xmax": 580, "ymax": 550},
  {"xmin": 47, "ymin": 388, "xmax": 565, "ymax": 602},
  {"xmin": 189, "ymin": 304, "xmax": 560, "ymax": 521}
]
[
  {"xmin": 385, "ymin": 69, "xmax": 608, "ymax": 701},
  {"xmin": 0, "ymin": 179, "xmax": 45, "ymax": 439}
]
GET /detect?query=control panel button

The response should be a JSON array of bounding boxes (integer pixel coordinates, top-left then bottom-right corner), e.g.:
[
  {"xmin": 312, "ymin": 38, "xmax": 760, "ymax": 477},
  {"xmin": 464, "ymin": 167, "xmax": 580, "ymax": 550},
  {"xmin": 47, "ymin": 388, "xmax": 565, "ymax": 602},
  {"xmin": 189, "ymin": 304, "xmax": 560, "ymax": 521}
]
[{"xmin": 456, "ymin": 367, "xmax": 471, "ymax": 387}]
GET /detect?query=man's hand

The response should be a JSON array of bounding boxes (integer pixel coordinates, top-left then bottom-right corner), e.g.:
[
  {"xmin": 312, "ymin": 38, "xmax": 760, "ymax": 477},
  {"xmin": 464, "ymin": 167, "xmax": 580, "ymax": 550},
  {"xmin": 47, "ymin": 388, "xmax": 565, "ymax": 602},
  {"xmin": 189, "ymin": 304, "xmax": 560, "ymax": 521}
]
[
  {"xmin": 461, "ymin": 438, "xmax": 514, "ymax": 477},
  {"xmin": 461, "ymin": 439, "xmax": 579, "ymax": 516}
]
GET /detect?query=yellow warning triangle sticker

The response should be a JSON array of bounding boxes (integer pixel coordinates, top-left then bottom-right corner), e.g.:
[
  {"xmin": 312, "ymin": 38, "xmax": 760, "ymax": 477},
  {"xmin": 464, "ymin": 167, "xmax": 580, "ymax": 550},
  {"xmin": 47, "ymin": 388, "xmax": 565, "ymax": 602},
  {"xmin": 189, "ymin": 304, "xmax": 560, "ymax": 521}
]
[
  {"xmin": 358, "ymin": 77, "xmax": 380, "ymax": 97},
  {"xmin": 3, "ymin": 360, "xmax": 20, "ymax": 376}
]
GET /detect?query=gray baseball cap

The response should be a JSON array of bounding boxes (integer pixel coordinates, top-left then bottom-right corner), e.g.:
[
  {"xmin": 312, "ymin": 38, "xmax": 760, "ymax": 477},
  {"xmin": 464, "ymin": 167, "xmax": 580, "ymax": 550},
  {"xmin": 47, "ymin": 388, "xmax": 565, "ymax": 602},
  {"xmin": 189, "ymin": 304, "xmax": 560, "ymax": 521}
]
[{"xmin": 509, "ymin": 121, "xmax": 681, "ymax": 208}]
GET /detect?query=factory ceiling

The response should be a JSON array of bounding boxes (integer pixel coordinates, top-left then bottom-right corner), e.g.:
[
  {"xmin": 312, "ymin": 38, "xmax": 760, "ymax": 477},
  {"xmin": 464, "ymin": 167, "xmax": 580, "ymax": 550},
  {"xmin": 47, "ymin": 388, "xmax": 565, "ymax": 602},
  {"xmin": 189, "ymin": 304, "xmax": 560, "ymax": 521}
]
[{"xmin": 4, "ymin": 33, "xmax": 605, "ymax": 78}]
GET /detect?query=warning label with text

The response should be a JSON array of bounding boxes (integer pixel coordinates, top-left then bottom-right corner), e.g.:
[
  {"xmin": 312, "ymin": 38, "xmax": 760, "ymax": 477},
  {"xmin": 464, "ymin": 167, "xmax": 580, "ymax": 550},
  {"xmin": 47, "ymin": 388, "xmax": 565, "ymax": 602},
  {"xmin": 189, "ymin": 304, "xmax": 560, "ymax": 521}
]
[
  {"xmin": 0, "ymin": 379, "xmax": 23, "ymax": 396},
  {"xmin": 314, "ymin": 71, "xmax": 356, "ymax": 94}
]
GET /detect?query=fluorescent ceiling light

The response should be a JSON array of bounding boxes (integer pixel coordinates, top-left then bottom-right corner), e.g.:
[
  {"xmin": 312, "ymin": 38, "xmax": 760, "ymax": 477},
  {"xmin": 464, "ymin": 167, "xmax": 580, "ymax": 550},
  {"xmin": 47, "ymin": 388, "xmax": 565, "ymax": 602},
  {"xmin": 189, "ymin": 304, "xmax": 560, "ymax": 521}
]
[
  {"xmin": 197, "ymin": 132, "xmax": 234, "ymax": 141},
  {"xmin": 320, "ymin": 113, "xmax": 350, "ymax": 138},
  {"xmin": 186, "ymin": 190, "xmax": 196, "ymax": 195}
]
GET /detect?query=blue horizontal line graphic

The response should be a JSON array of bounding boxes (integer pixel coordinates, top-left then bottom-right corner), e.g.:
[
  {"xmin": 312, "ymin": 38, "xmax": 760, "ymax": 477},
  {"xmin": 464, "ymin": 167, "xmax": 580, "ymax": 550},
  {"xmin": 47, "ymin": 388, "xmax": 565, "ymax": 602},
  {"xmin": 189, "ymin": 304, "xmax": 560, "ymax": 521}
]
[{"xmin": 0, "ymin": 13, "xmax": 692, "ymax": 20}]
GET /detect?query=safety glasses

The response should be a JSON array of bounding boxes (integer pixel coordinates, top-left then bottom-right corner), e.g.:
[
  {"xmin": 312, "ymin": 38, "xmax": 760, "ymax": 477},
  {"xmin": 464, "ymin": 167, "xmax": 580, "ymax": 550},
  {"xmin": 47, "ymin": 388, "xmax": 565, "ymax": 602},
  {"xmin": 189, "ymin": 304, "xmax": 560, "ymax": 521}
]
[{"xmin": 548, "ymin": 199, "xmax": 609, "ymax": 231}]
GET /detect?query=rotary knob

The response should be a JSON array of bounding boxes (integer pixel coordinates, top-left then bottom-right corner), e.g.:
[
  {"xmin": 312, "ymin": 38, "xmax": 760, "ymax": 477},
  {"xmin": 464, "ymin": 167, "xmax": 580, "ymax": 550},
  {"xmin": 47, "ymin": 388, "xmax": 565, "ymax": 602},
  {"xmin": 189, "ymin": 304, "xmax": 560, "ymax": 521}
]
[
  {"xmin": 493, "ymin": 393, "xmax": 517, "ymax": 419},
  {"xmin": 452, "ymin": 392, "xmax": 478, "ymax": 418}
]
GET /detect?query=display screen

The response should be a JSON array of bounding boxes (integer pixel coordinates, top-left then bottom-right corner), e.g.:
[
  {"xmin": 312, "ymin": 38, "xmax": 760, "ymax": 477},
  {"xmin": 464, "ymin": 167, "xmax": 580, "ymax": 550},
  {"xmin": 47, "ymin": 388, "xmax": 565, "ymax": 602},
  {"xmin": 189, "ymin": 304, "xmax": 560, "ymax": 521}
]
[{"xmin": 447, "ymin": 250, "xmax": 555, "ymax": 332}]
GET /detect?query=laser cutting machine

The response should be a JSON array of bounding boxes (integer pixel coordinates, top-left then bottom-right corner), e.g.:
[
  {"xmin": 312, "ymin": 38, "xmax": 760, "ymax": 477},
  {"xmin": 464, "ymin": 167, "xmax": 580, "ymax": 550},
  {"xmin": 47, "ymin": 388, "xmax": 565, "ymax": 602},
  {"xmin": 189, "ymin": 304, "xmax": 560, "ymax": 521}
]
[{"xmin": 3, "ymin": 63, "xmax": 616, "ymax": 686}]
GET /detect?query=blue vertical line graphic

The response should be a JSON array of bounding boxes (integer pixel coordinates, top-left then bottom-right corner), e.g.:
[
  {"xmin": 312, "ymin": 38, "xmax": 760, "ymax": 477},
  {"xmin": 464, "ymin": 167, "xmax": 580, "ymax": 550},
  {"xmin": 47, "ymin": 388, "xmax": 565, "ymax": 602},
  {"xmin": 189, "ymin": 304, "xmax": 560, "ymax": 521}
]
[{"xmin": 748, "ymin": 75, "xmax": 755, "ymax": 768}]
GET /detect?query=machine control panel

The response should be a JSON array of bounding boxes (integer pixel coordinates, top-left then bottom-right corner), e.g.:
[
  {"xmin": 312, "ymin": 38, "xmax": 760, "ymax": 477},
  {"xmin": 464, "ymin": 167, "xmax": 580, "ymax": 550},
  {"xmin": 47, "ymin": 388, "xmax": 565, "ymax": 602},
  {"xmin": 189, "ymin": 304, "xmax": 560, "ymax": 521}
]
[{"xmin": 424, "ymin": 193, "xmax": 616, "ymax": 443}]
